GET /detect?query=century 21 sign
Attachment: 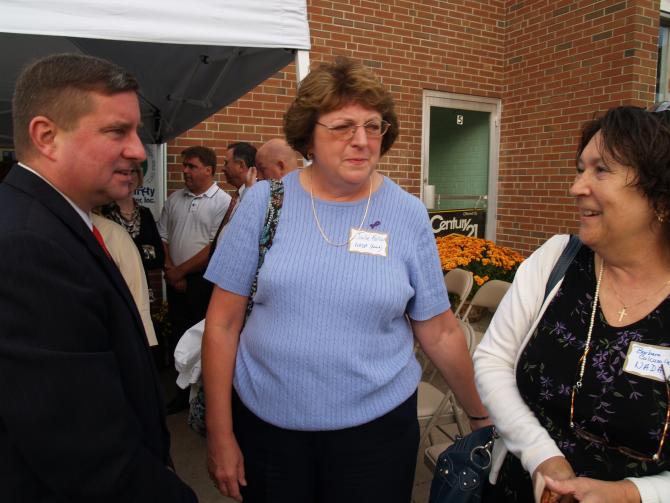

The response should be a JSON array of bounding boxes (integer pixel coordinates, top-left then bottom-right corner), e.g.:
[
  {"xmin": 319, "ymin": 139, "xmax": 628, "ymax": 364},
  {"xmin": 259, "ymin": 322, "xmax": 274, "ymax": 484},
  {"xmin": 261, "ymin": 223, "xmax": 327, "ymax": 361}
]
[{"xmin": 429, "ymin": 209, "xmax": 486, "ymax": 238}]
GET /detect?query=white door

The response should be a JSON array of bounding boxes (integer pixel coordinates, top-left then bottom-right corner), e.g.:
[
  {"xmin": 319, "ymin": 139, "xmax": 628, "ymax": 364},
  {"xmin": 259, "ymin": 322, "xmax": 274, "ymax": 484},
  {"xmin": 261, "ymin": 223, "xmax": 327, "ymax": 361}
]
[{"xmin": 421, "ymin": 91, "xmax": 501, "ymax": 241}]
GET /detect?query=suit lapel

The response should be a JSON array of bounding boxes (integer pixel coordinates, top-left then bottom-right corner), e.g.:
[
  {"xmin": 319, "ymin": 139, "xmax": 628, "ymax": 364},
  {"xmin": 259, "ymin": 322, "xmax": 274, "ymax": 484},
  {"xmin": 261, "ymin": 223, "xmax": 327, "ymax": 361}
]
[
  {"xmin": 7, "ymin": 166, "xmax": 170, "ymax": 441},
  {"xmin": 5, "ymin": 167, "xmax": 147, "ymax": 337}
]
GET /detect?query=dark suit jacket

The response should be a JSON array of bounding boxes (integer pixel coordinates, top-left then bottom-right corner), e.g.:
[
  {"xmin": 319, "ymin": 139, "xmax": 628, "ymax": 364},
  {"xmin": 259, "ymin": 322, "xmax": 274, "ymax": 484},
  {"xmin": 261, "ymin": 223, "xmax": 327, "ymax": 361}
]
[{"xmin": 0, "ymin": 166, "xmax": 197, "ymax": 502}]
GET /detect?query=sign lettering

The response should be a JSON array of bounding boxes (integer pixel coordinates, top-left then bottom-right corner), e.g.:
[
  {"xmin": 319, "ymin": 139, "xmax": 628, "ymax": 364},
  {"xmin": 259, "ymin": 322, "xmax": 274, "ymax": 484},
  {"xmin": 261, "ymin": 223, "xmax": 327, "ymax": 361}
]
[{"xmin": 429, "ymin": 209, "xmax": 486, "ymax": 238}]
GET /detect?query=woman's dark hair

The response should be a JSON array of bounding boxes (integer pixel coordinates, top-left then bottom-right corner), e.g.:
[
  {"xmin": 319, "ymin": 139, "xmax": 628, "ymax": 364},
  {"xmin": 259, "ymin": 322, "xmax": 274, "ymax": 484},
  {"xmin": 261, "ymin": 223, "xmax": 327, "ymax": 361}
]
[
  {"xmin": 577, "ymin": 106, "xmax": 670, "ymax": 225},
  {"xmin": 284, "ymin": 56, "xmax": 399, "ymax": 159}
]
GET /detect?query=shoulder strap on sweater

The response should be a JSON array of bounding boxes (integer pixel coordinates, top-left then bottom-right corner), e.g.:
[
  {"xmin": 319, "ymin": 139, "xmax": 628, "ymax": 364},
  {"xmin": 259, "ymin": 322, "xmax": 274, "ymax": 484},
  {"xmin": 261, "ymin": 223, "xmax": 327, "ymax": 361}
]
[
  {"xmin": 543, "ymin": 234, "xmax": 582, "ymax": 303},
  {"xmin": 245, "ymin": 179, "xmax": 284, "ymax": 321}
]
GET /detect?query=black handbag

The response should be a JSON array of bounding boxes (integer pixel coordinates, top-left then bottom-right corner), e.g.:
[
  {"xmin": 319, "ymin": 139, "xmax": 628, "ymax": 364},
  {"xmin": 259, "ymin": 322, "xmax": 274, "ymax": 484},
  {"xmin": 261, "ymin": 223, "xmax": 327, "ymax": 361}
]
[{"xmin": 428, "ymin": 425, "xmax": 497, "ymax": 503}]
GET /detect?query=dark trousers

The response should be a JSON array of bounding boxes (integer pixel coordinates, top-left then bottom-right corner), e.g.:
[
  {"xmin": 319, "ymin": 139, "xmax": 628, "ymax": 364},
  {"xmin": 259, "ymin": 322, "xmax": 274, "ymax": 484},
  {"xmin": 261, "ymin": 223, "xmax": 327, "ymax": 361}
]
[
  {"xmin": 166, "ymin": 273, "xmax": 213, "ymax": 360},
  {"xmin": 233, "ymin": 391, "xmax": 420, "ymax": 503}
]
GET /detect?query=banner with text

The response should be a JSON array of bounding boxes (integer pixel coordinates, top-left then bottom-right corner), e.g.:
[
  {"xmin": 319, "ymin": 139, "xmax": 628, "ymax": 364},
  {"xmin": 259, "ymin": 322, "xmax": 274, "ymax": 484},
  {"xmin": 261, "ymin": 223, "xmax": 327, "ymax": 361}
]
[
  {"xmin": 429, "ymin": 208, "xmax": 486, "ymax": 238},
  {"xmin": 134, "ymin": 144, "xmax": 165, "ymax": 221}
]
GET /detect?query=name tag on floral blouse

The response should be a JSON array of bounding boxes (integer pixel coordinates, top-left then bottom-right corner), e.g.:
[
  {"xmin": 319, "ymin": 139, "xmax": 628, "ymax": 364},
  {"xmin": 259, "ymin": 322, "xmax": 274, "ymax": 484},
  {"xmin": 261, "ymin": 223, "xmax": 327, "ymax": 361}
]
[
  {"xmin": 348, "ymin": 229, "xmax": 388, "ymax": 257},
  {"xmin": 623, "ymin": 342, "xmax": 670, "ymax": 382}
]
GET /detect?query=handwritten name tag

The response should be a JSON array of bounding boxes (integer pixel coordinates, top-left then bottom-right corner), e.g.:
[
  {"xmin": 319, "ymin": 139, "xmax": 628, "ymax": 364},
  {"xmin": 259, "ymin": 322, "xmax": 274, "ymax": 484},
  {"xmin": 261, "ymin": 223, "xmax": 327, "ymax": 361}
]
[
  {"xmin": 348, "ymin": 229, "xmax": 388, "ymax": 257},
  {"xmin": 623, "ymin": 342, "xmax": 670, "ymax": 382}
]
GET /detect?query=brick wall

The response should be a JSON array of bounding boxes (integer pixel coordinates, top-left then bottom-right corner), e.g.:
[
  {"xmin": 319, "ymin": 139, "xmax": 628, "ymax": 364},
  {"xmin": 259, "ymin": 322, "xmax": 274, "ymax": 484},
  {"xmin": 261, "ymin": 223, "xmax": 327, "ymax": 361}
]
[
  {"xmin": 167, "ymin": 0, "xmax": 506, "ymax": 194},
  {"xmin": 166, "ymin": 66, "xmax": 300, "ymax": 192},
  {"xmin": 166, "ymin": 0, "xmax": 660, "ymax": 255},
  {"xmin": 497, "ymin": 0, "xmax": 659, "ymax": 253}
]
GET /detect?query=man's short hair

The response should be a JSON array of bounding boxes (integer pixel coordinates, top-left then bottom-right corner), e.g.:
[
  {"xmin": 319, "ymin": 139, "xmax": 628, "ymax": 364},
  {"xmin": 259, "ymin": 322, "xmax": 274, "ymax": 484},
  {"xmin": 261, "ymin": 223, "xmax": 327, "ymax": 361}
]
[
  {"xmin": 12, "ymin": 53, "xmax": 139, "ymax": 158},
  {"xmin": 227, "ymin": 142, "xmax": 257, "ymax": 168},
  {"xmin": 181, "ymin": 146, "xmax": 217, "ymax": 174}
]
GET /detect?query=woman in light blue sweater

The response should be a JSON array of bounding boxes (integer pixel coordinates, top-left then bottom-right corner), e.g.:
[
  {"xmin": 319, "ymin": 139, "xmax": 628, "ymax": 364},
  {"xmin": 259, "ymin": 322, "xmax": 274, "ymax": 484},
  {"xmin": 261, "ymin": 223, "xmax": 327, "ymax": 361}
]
[{"xmin": 203, "ymin": 57, "xmax": 490, "ymax": 503}]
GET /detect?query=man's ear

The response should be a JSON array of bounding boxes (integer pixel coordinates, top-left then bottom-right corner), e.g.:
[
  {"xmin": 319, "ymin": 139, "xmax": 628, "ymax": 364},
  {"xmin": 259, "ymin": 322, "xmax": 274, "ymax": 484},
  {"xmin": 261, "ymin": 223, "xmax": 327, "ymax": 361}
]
[{"xmin": 28, "ymin": 116, "xmax": 59, "ymax": 161}]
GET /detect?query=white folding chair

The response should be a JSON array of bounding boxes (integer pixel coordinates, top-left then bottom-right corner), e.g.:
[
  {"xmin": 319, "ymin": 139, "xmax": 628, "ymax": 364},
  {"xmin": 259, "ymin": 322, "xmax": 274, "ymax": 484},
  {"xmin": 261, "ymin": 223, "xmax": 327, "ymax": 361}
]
[
  {"xmin": 444, "ymin": 268, "xmax": 474, "ymax": 318},
  {"xmin": 459, "ymin": 318, "xmax": 477, "ymax": 356},
  {"xmin": 417, "ymin": 319, "xmax": 473, "ymax": 446},
  {"xmin": 424, "ymin": 440, "xmax": 451, "ymax": 472},
  {"xmin": 422, "ymin": 319, "xmax": 481, "ymax": 471},
  {"xmin": 460, "ymin": 279, "xmax": 511, "ymax": 323},
  {"xmin": 460, "ymin": 279, "xmax": 511, "ymax": 345}
]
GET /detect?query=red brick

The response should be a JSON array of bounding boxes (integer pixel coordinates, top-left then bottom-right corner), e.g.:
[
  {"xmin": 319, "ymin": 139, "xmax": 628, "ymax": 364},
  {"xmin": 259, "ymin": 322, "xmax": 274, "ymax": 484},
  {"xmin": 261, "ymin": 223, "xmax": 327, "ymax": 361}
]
[{"xmin": 164, "ymin": 0, "xmax": 660, "ymax": 255}]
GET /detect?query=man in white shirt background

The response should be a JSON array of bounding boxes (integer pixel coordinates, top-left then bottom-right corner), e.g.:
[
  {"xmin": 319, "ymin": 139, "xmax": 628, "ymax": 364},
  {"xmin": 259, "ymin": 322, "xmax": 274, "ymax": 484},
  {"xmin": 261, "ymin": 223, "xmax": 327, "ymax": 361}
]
[{"xmin": 158, "ymin": 145, "xmax": 230, "ymax": 413}]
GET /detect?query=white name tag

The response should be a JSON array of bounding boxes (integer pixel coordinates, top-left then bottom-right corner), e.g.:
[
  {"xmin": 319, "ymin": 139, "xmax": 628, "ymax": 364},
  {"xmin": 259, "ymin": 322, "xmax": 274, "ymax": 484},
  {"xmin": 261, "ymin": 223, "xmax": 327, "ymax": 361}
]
[
  {"xmin": 623, "ymin": 342, "xmax": 670, "ymax": 382},
  {"xmin": 348, "ymin": 228, "xmax": 388, "ymax": 257}
]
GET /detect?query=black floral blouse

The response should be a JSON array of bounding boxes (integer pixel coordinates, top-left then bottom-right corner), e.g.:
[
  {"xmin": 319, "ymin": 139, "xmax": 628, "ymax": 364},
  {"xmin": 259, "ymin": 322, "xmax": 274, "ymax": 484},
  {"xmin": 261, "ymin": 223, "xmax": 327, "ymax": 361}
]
[
  {"xmin": 488, "ymin": 245, "xmax": 669, "ymax": 502},
  {"xmin": 101, "ymin": 202, "xmax": 165, "ymax": 272}
]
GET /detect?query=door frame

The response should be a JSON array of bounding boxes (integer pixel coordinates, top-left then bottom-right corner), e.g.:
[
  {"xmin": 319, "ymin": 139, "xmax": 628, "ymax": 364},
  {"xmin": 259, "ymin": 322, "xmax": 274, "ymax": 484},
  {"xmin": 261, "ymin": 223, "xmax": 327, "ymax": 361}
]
[{"xmin": 421, "ymin": 90, "xmax": 501, "ymax": 241}]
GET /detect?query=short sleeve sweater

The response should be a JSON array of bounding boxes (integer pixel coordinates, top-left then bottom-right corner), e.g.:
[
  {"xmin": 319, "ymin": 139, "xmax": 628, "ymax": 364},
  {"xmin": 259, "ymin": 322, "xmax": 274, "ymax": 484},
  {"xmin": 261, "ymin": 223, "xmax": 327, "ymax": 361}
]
[{"xmin": 205, "ymin": 170, "xmax": 450, "ymax": 430}]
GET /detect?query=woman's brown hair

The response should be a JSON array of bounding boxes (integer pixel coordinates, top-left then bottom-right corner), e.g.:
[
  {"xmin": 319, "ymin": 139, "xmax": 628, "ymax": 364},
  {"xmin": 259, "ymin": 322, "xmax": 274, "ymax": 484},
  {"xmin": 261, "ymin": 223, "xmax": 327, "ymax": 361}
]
[{"xmin": 284, "ymin": 57, "xmax": 399, "ymax": 159}]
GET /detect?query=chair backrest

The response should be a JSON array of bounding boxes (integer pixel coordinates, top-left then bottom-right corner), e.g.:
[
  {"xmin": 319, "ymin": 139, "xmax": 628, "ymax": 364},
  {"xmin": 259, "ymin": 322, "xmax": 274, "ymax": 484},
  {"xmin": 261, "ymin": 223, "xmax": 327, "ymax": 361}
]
[
  {"xmin": 458, "ymin": 318, "xmax": 477, "ymax": 356},
  {"xmin": 417, "ymin": 318, "xmax": 478, "ymax": 445},
  {"xmin": 421, "ymin": 318, "xmax": 475, "ymax": 383},
  {"xmin": 461, "ymin": 279, "xmax": 511, "ymax": 322},
  {"xmin": 444, "ymin": 268, "xmax": 474, "ymax": 317}
]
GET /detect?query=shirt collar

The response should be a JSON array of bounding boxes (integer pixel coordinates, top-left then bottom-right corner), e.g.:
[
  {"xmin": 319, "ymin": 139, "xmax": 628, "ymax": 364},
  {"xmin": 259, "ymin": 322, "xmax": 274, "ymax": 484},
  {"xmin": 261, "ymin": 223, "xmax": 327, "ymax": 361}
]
[
  {"xmin": 18, "ymin": 162, "xmax": 93, "ymax": 229},
  {"xmin": 185, "ymin": 182, "xmax": 220, "ymax": 198}
]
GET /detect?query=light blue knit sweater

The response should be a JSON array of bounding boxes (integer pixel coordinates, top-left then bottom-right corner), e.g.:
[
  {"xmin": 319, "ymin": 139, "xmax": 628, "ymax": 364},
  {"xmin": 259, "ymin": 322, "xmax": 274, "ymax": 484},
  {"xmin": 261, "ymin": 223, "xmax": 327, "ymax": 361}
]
[{"xmin": 205, "ymin": 170, "xmax": 449, "ymax": 430}]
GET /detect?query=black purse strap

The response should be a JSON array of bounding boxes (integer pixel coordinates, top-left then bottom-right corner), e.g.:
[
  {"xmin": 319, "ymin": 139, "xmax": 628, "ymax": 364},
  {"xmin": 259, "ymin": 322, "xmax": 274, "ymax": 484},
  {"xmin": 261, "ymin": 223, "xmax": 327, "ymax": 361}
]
[{"xmin": 543, "ymin": 234, "xmax": 582, "ymax": 303}]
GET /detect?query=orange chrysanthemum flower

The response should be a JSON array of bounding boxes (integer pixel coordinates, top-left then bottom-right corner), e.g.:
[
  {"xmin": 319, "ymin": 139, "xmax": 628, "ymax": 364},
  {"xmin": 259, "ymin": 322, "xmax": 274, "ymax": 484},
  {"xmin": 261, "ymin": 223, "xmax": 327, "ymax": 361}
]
[{"xmin": 435, "ymin": 234, "xmax": 524, "ymax": 296}]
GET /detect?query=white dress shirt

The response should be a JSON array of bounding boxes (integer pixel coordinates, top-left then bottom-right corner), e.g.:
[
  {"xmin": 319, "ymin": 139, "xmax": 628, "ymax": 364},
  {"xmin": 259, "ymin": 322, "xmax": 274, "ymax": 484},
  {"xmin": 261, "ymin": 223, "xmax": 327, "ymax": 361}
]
[{"xmin": 157, "ymin": 183, "xmax": 231, "ymax": 266}]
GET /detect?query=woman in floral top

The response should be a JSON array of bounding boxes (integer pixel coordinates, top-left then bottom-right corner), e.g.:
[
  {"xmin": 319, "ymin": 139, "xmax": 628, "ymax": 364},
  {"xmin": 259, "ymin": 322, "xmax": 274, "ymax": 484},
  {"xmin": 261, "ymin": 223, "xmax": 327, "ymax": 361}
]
[
  {"xmin": 101, "ymin": 166, "xmax": 164, "ymax": 274},
  {"xmin": 474, "ymin": 106, "xmax": 670, "ymax": 502}
]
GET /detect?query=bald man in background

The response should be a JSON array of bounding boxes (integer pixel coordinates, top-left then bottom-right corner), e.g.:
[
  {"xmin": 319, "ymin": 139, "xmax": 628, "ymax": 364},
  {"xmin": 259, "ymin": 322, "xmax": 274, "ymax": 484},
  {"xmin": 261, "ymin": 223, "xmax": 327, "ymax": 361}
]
[{"xmin": 254, "ymin": 138, "xmax": 299, "ymax": 180}]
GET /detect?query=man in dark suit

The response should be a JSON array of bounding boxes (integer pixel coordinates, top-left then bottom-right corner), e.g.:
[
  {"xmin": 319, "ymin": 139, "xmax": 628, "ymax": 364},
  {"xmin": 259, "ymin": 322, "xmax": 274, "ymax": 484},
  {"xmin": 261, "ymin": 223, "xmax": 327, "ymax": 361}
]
[{"xmin": 0, "ymin": 53, "xmax": 197, "ymax": 502}]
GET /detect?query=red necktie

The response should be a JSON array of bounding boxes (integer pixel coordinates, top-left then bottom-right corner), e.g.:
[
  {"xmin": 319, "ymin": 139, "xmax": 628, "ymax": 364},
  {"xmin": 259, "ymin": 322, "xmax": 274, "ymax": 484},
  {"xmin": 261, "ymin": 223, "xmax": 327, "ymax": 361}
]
[{"xmin": 91, "ymin": 225, "xmax": 112, "ymax": 259}]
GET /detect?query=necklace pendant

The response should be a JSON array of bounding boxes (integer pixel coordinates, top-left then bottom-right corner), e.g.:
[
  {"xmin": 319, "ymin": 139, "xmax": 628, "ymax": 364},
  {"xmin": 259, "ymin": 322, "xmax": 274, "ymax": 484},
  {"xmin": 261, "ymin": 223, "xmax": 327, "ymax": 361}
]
[{"xmin": 617, "ymin": 306, "xmax": 627, "ymax": 322}]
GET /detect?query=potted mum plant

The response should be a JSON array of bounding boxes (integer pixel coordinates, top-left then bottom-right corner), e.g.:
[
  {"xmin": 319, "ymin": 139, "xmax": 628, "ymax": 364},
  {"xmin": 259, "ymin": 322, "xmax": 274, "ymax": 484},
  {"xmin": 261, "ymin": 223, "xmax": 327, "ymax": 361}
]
[{"xmin": 436, "ymin": 234, "xmax": 524, "ymax": 316}]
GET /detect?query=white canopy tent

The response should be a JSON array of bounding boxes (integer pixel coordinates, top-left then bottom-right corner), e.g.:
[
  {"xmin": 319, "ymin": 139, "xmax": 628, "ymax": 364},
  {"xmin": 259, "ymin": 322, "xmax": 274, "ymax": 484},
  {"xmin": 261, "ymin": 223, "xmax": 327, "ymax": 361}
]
[{"xmin": 0, "ymin": 0, "xmax": 311, "ymax": 144}]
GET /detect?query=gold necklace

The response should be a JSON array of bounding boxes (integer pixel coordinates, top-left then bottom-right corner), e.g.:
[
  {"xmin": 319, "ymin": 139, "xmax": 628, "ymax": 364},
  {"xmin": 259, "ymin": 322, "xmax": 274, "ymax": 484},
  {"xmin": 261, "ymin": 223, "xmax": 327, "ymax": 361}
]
[
  {"xmin": 607, "ymin": 272, "xmax": 670, "ymax": 323},
  {"xmin": 309, "ymin": 169, "xmax": 372, "ymax": 247},
  {"xmin": 573, "ymin": 259, "xmax": 605, "ymax": 402}
]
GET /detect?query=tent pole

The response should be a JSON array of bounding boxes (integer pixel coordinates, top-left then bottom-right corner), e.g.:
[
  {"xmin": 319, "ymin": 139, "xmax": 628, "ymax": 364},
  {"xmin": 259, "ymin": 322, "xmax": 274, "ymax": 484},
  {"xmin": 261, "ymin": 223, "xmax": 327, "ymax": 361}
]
[{"xmin": 295, "ymin": 50, "xmax": 310, "ymax": 83}]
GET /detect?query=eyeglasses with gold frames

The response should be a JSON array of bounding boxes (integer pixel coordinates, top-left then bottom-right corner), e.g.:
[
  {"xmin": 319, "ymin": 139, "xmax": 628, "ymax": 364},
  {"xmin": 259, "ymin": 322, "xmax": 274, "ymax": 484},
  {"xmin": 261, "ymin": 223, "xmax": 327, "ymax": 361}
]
[
  {"xmin": 569, "ymin": 364, "xmax": 669, "ymax": 462},
  {"xmin": 315, "ymin": 119, "xmax": 391, "ymax": 141}
]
